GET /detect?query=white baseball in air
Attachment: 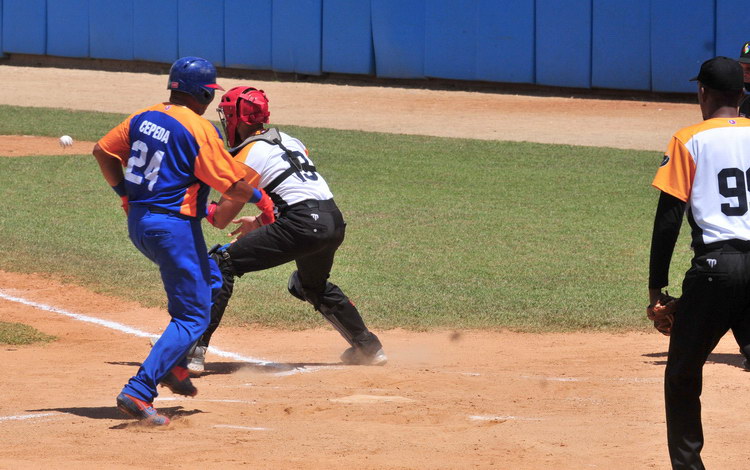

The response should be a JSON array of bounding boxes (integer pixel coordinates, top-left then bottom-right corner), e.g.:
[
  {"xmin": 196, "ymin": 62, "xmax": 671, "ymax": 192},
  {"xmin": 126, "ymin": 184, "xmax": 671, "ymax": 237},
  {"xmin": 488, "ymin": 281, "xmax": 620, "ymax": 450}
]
[{"xmin": 59, "ymin": 135, "xmax": 74, "ymax": 147}]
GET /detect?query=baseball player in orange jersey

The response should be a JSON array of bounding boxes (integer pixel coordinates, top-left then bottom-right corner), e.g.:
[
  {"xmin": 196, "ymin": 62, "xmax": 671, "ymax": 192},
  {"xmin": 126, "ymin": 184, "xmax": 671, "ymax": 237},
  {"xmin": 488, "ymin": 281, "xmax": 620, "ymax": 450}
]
[
  {"xmin": 648, "ymin": 57, "xmax": 750, "ymax": 469},
  {"xmin": 93, "ymin": 57, "xmax": 267, "ymax": 425},
  {"xmin": 183, "ymin": 86, "xmax": 386, "ymax": 373}
]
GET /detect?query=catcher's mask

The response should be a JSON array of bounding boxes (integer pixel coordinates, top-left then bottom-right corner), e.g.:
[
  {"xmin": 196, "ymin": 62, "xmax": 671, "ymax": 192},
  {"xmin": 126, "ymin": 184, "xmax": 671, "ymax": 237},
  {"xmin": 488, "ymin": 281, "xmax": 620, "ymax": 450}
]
[
  {"xmin": 167, "ymin": 56, "xmax": 224, "ymax": 106},
  {"xmin": 217, "ymin": 86, "xmax": 270, "ymax": 147}
]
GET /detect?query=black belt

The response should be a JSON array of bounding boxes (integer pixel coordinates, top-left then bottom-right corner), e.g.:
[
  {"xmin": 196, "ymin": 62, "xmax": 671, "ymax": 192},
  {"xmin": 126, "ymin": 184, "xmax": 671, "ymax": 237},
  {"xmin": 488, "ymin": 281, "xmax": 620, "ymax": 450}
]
[
  {"xmin": 145, "ymin": 206, "xmax": 194, "ymax": 220},
  {"xmin": 694, "ymin": 239, "xmax": 750, "ymax": 256},
  {"xmin": 281, "ymin": 198, "xmax": 337, "ymax": 214},
  {"xmin": 148, "ymin": 207, "xmax": 171, "ymax": 214}
]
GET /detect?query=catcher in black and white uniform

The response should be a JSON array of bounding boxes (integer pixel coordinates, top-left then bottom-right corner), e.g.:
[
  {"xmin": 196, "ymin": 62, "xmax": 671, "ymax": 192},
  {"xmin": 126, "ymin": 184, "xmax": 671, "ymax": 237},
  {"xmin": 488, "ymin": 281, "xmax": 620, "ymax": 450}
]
[
  {"xmin": 648, "ymin": 57, "xmax": 750, "ymax": 469},
  {"xmin": 186, "ymin": 86, "xmax": 386, "ymax": 372}
]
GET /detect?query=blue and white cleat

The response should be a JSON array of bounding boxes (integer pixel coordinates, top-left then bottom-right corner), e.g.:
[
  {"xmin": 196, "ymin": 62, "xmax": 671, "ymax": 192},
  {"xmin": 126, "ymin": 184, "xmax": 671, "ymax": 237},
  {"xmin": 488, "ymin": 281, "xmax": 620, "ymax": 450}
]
[{"xmin": 116, "ymin": 393, "xmax": 170, "ymax": 426}]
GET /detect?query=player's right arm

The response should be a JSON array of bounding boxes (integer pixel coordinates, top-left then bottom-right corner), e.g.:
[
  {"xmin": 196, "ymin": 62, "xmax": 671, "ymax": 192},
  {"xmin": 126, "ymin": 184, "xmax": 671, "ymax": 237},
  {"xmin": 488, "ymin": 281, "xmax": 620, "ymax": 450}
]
[
  {"xmin": 209, "ymin": 188, "xmax": 253, "ymax": 229},
  {"xmin": 93, "ymin": 117, "xmax": 134, "ymax": 212},
  {"xmin": 193, "ymin": 128, "xmax": 261, "ymax": 228},
  {"xmin": 649, "ymin": 191, "xmax": 685, "ymax": 293},
  {"xmin": 93, "ymin": 143, "xmax": 125, "ymax": 187},
  {"xmin": 648, "ymin": 134, "xmax": 692, "ymax": 302}
]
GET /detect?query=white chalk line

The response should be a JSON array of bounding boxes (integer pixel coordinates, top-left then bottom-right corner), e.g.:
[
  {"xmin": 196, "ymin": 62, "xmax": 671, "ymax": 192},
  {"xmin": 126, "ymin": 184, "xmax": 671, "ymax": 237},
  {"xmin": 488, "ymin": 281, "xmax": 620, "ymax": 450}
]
[
  {"xmin": 0, "ymin": 290, "xmax": 322, "ymax": 375},
  {"xmin": 213, "ymin": 424, "xmax": 269, "ymax": 431},
  {"xmin": 155, "ymin": 397, "xmax": 256, "ymax": 405},
  {"xmin": 610, "ymin": 377, "xmax": 662, "ymax": 383},
  {"xmin": 0, "ymin": 412, "xmax": 59, "ymax": 422},
  {"xmin": 469, "ymin": 415, "xmax": 543, "ymax": 422},
  {"xmin": 0, "ymin": 291, "xmax": 346, "ymax": 427},
  {"xmin": 0, "ymin": 291, "xmax": 157, "ymax": 339},
  {"xmin": 330, "ymin": 394, "xmax": 415, "ymax": 404},
  {"xmin": 520, "ymin": 374, "xmax": 661, "ymax": 384},
  {"xmin": 520, "ymin": 375, "xmax": 583, "ymax": 382}
]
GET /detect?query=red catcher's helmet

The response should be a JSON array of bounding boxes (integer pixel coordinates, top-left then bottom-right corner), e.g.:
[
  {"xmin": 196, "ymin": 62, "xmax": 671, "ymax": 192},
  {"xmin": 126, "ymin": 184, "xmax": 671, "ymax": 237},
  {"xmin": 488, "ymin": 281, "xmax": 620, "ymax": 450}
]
[{"xmin": 217, "ymin": 86, "xmax": 270, "ymax": 147}]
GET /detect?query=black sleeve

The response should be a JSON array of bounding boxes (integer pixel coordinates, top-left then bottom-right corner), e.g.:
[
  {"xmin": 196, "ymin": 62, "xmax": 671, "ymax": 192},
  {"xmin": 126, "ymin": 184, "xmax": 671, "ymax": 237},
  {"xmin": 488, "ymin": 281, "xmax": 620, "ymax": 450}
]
[
  {"xmin": 740, "ymin": 94, "xmax": 750, "ymax": 118},
  {"xmin": 648, "ymin": 191, "xmax": 686, "ymax": 289}
]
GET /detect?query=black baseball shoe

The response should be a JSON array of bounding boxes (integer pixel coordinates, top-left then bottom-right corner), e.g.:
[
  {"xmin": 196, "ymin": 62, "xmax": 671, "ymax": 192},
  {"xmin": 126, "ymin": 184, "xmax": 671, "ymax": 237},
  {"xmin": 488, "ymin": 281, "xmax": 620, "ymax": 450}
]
[
  {"xmin": 160, "ymin": 366, "xmax": 198, "ymax": 396},
  {"xmin": 340, "ymin": 347, "xmax": 388, "ymax": 366}
]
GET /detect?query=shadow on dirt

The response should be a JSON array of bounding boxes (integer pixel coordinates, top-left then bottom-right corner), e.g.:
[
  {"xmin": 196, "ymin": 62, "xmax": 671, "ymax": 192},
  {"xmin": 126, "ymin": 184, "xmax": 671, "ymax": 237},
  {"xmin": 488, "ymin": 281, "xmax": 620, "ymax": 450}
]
[
  {"xmin": 27, "ymin": 405, "xmax": 202, "ymax": 422},
  {"xmin": 201, "ymin": 361, "xmax": 341, "ymax": 376},
  {"xmin": 105, "ymin": 360, "xmax": 341, "ymax": 376},
  {"xmin": 642, "ymin": 351, "xmax": 746, "ymax": 369}
]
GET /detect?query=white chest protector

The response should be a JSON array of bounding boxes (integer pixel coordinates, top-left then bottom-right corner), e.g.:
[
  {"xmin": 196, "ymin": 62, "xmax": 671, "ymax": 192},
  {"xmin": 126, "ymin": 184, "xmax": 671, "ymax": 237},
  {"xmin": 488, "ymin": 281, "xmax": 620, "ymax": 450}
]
[{"xmin": 231, "ymin": 128, "xmax": 333, "ymax": 207}]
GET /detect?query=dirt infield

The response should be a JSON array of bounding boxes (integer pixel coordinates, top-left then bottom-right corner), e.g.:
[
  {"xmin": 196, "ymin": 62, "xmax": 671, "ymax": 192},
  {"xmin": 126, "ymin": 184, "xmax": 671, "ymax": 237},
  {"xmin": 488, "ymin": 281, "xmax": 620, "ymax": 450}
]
[
  {"xmin": 0, "ymin": 64, "xmax": 699, "ymax": 151},
  {"xmin": 0, "ymin": 135, "xmax": 96, "ymax": 156},
  {"xmin": 2, "ymin": 270, "xmax": 749, "ymax": 469},
  {"xmin": 1, "ymin": 65, "xmax": 748, "ymax": 469}
]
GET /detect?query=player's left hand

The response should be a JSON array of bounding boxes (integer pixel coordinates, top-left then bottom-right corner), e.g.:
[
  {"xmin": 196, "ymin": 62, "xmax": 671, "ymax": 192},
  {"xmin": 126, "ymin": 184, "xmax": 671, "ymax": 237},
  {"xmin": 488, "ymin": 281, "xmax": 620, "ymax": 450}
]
[
  {"xmin": 646, "ymin": 290, "xmax": 679, "ymax": 336},
  {"xmin": 228, "ymin": 215, "xmax": 263, "ymax": 242}
]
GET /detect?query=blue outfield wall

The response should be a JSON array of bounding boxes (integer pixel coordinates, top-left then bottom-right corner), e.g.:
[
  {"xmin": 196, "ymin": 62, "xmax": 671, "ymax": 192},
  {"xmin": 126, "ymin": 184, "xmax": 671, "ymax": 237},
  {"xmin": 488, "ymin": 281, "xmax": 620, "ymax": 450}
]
[
  {"xmin": 651, "ymin": 0, "xmax": 715, "ymax": 93},
  {"xmin": 179, "ymin": 0, "xmax": 224, "ymax": 67},
  {"xmin": 48, "ymin": 0, "xmax": 89, "ymax": 58},
  {"xmin": 322, "ymin": 0, "xmax": 374, "ymax": 75},
  {"xmin": 591, "ymin": 0, "xmax": 651, "ymax": 91},
  {"xmin": 424, "ymin": 0, "xmax": 478, "ymax": 81},
  {"xmin": 225, "ymin": 0, "xmax": 272, "ymax": 70},
  {"xmin": 133, "ymin": 0, "xmax": 178, "ymax": 64},
  {"xmin": 424, "ymin": 0, "xmax": 535, "ymax": 84},
  {"xmin": 536, "ymin": 0, "xmax": 592, "ymax": 89},
  {"xmin": 716, "ymin": 0, "xmax": 750, "ymax": 60},
  {"xmin": 272, "ymin": 0, "xmax": 322, "ymax": 75},
  {"xmin": 371, "ymin": 0, "xmax": 425, "ymax": 79},
  {"xmin": 0, "ymin": 0, "xmax": 748, "ymax": 94},
  {"xmin": 3, "ymin": 0, "xmax": 46, "ymax": 55},
  {"xmin": 475, "ymin": 0, "xmax": 535, "ymax": 84},
  {"xmin": 89, "ymin": 0, "xmax": 133, "ymax": 61}
]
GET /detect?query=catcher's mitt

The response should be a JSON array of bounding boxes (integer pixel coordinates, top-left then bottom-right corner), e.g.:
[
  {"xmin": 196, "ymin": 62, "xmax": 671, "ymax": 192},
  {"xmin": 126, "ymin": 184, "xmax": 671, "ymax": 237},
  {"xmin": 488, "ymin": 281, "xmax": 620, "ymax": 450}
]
[{"xmin": 646, "ymin": 291, "xmax": 679, "ymax": 336}]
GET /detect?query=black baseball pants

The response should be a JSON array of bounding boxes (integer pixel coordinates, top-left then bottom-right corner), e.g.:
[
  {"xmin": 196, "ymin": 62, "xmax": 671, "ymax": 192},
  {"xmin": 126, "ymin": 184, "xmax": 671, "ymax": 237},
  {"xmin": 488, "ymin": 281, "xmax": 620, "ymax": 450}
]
[
  {"xmin": 199, "ymin": 199, "xmax": 381, "ymax": 353},
  {"xmin": 665, "ymin": 241, "xmax": 750, "ymax": 469}
]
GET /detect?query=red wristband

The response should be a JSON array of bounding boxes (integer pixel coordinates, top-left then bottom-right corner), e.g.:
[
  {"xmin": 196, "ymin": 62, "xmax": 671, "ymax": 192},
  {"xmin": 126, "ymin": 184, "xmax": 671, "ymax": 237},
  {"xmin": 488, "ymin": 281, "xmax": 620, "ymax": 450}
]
[
  {"xmin": 255, "ymin": 189, "xmax": 275, "ymax": 225},
  {"xmin": 206, "ymin": 202, "xmax": 218, "ymax": 226},
  {"xmin": 120, "ymin": 195, "xmax": 129, "ymax": 215}
]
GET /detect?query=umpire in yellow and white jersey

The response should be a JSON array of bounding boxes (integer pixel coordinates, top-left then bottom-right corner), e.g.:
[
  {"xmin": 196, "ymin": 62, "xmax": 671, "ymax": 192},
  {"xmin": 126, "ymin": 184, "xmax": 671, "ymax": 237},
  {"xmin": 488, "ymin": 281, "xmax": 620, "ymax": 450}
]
[{"xmin": 648, "ymin": 56, "xmax": 750, "ymax": 469}]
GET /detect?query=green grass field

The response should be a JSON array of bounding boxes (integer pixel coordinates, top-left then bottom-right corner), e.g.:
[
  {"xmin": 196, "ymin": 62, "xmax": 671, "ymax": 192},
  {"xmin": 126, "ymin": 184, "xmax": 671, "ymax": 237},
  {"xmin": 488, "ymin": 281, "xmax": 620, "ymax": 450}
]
[
  {"xmin": 0, "ymin": 321, "xmax": 56, "ymax": 345},
  {"xmin": 0, "ymin": 105, "xmax": 693, "ymax": 332}
]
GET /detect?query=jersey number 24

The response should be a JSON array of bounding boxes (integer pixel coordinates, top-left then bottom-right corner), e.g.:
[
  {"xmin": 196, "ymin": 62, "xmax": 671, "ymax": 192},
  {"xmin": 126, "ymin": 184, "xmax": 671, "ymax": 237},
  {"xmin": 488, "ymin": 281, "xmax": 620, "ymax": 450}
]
[{"xmin": 125, "ymin": 140, "xmax": 163, "ymax": 191}]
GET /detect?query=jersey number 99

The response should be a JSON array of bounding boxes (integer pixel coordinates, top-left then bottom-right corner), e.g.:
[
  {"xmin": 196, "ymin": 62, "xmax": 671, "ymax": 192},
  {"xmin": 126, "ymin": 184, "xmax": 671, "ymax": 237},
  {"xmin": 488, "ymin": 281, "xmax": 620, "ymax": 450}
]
[{"xmin": 718, "ymin": 168, "xmax": 750, "ymax": 216}]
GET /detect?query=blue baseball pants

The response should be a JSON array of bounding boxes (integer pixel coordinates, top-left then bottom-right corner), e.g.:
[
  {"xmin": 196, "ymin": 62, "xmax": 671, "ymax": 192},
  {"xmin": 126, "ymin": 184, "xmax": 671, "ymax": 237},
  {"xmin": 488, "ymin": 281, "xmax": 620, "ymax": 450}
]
[{"xmin": 121, "ymin": 206, "xmax": 212, "ymax": 402}]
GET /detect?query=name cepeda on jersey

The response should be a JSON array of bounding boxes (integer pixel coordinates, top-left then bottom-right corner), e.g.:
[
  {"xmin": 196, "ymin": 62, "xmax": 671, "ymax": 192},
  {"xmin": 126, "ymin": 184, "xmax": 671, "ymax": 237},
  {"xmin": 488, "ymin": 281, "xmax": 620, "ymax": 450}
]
[{"xmin": 138, "ymin": 120, "xmax": 171, "ymax": 144}]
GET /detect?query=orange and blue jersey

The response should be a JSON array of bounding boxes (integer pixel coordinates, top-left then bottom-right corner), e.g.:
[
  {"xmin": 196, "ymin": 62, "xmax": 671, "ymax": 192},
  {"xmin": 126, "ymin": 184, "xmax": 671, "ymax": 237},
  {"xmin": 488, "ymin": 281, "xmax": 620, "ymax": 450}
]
[
  {"xmin": 98, "ymin": 102, "xmax": 258, "ymax": 403},
  {"xmin": 97, "ymin": 102, "xmax": 258, "ymax": 217}
]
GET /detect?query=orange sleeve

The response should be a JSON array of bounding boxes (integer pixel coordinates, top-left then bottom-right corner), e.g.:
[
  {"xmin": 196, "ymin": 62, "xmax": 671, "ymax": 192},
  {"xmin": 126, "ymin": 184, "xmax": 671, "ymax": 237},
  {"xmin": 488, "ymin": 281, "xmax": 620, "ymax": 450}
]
[
  {"xmin": 232, "ymin": 145, "xmax": 250, "ymax": 167},
  {"xmin": 231, "ymin": 145, "xmax": 262, "ymax": 186},
  {"xmin": 652, "ymin": 135, "xmax": 695, "ymax": 202},
  {"xmin": 194, "ymin": 127, "xmax": 260, "ymax": 196},
  {"xmin": 96, "ymin": 116, "xmax": 133, "ymax": 165}
]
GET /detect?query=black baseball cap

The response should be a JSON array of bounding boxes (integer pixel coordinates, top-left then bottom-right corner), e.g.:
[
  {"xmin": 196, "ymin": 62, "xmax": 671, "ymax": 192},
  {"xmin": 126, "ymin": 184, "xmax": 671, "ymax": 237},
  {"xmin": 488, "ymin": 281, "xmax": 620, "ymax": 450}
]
[
  {"xmin": 690, "ymin": 56, "xmax": 744, "ymax": 91},
  {"xmin": 740, "ymin": 41, "xmax": 750, "ymax": 64}
]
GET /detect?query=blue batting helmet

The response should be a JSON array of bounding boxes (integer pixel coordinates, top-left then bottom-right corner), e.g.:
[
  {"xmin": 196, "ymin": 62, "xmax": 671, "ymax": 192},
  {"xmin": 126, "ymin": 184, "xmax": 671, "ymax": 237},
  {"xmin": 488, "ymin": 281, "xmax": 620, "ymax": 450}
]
[{"xmin": 167, "ymin": 56, "xmax": 224, "ymax": 105}]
